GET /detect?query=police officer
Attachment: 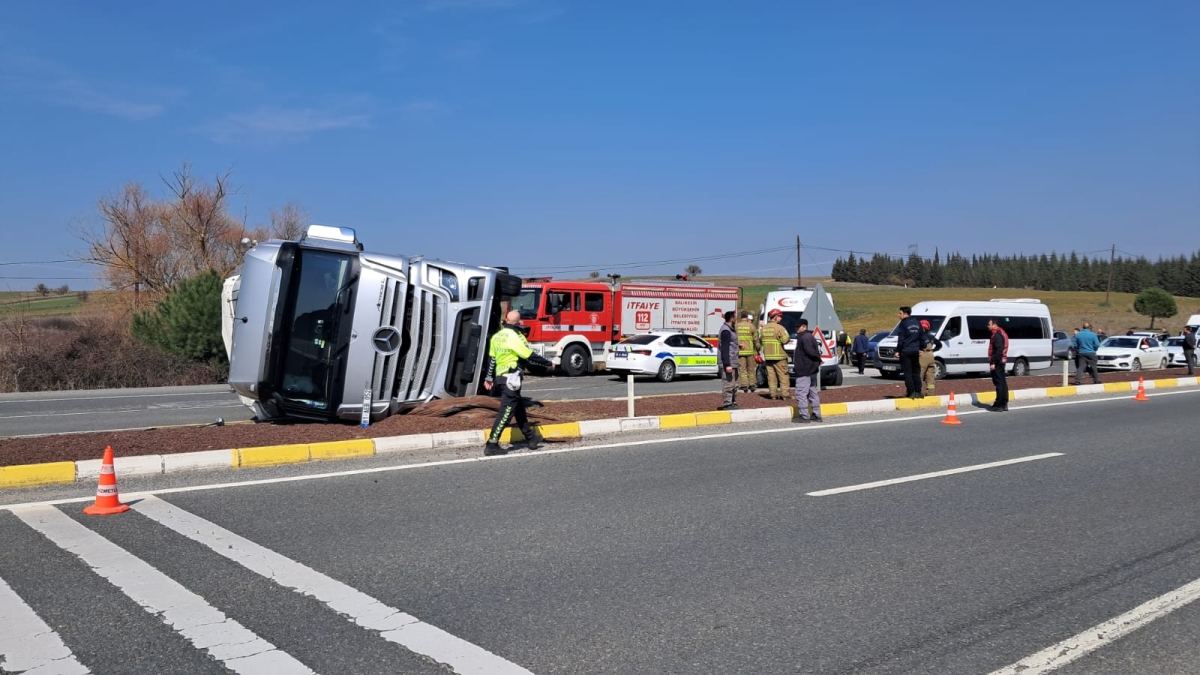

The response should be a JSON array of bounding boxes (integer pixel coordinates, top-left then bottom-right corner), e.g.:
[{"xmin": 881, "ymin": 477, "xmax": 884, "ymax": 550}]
[
  {"xmin": 735, "ymin": 311, "xmax": 761, "ymax": 393},
  {"xmin": 483, "ymin": 310, "xmax": 554, "ymax": 456},
  {"xmin": 760, "ymin": 309, "xmax": 791, "ymax": 400}
]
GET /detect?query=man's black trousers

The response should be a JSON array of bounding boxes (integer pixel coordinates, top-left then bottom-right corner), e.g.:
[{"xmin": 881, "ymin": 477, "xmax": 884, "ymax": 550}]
[
  {"xmin": 991, "ymin": 366, "xmax": 1009, "ymax": 407},
  {"xmin": 488, "ymin": 379, "xmax": 532, "ymax": 444},
  {"xmin": 900, "ymin": 352, "xmax": 922, "ymax": 396}
]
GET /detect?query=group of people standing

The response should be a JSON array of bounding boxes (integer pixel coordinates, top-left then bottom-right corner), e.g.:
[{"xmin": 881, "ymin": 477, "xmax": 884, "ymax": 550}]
[{"xmin": 721, "ymin": 310, "xmax": 823, "ymax": 422}]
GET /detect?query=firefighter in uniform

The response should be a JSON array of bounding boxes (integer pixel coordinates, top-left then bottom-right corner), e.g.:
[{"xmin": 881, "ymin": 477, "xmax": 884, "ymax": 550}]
[
  {"xmin": 483, "ymin": 310, "xmax": 554, "ymax": 456},
  {"xmin": 760, "ymin": 309, "xmax": 791, "ymax": 400},
  {"xmin": 918, "ymin": 319, "xmax": 940, "ymax": 395},
  {"xmin": 735, "ymin": 311, "xmax": 761, "ymax": 393}
]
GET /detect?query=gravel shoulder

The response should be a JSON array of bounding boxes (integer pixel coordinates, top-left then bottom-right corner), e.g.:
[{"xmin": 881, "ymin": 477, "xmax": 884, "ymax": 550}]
[{"xmin": 0, "ymin": 369, "xmax": 1168, "ymax": 466}]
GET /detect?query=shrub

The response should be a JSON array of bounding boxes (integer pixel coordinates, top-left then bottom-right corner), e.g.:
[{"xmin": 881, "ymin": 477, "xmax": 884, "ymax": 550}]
[{"xmin": 131, "ymin": 269, "xmax": 226, "ymax": 364}]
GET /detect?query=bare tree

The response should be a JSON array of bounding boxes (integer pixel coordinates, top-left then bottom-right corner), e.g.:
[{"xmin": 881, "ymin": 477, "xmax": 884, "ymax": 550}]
[
  {"xmin": 79, "ymin": 163, "xmax": 267, "ymax": 302},
  {"xmin": 34, "ymin": 283, "xmax": 50, "ymax": 297},
  {"xmin": 270, "ymin": 201, "xmax": 310, "ymax": 241},
  {"xmin": 685, "ymin": 264, "xmax": 702, "ymax": 277}
]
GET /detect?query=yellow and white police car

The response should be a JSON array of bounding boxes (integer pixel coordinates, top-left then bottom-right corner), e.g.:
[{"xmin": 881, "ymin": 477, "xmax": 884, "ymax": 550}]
[{"xmin": 607, "ymin": 331, "xmax": 719, "ymax": 382}]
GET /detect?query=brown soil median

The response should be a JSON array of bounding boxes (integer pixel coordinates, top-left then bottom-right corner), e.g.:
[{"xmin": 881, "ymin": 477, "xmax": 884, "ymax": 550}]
[{"xmin": 0, "ymin": 369, "xmax": 1173, "ymax": 467}]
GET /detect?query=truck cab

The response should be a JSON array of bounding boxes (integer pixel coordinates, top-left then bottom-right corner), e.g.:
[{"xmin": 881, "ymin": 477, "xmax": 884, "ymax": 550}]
[{"xmin": 223, "ymin": 225, "xmax": 521, "ymax": 423}]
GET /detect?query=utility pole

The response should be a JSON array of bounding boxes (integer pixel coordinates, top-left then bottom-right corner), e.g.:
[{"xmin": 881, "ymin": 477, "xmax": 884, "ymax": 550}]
[
  {"xmin": 796, "ymin": 235, "xmax": 802, "ymax": 288},
  {"xmin": 1105, "ymin": 244, "xmax": 1115, "ymax": 305}
]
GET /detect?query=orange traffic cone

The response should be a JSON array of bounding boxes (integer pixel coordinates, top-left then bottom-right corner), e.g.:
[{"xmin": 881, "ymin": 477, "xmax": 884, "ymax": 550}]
[
  {"xmin": 1133, "ymin": 377, "xmax": 1149, "ymax": 402},
  {"xmin": 941, "ymin": 392, "xmax": 963, "ymax": 425},
  {"xmin": 83, "ymin": 446, "xmax": 130, "ymax": 516}
]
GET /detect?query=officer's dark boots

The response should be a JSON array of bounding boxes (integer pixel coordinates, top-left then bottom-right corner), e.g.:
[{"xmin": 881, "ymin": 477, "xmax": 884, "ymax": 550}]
[
  {"xmin": 484, "ymin": 442, "xmax": 505, "ymax": 456},
  {"xmin": 522, "ymin": 428, "xmax": 541, "ymax": 451}
]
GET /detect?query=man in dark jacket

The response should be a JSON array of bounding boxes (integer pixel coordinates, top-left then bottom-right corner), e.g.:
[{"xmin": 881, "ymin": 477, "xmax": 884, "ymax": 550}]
[
  {"xmin": 792, "ymin": 318, "xmax": 823, "ymax": 422},
  {"xmin": 1183, "ymin": 326, "xmax": 1197, "ymax": 376},
  {"xmin": 718, "ymin": 311, "xmax": 740, "ymax": 410},
  {"xmin": 896, "ymin": 306, "xmax": 923, "ymax": 398},
  {"xmin": 987, "ymin": 318, "xmax": 1009, "ymax": 412},
  {"xmin": 851, "ymin": 329, "xmax": 871, "ymax": 375}
]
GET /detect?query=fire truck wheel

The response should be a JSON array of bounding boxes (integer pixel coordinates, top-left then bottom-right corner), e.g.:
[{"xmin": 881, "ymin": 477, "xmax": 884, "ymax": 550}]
[{"xmin": 561, "ymin": 344, "xmax": 589, "ymax": 377}]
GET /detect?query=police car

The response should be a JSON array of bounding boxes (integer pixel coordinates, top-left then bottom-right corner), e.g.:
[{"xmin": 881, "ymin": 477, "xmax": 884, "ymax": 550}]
[{"xmin": 606, "ymin": 331, "xmax": 719, "ymax": 382}]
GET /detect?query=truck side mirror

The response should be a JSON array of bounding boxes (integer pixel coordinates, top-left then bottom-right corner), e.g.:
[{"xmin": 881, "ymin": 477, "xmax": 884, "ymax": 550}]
[{"xmin": 547, "ymin": 296, "xmax": 562, "ymax": 315}]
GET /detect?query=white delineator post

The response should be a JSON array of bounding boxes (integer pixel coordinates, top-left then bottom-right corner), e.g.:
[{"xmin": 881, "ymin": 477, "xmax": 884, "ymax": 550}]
[
  {"xmin": 627, "ymin": 374, "xmax": 635, "ymax": 417},
  {"xmin": 1062, "ymin": 358, "xmax": 1069, "ymax": 387}
]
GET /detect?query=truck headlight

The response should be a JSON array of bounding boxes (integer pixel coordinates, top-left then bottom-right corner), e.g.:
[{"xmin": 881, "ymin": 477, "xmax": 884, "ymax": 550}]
[{"xmin": 440, "ymin": 274, "xmax": 459, "ymax": 302}]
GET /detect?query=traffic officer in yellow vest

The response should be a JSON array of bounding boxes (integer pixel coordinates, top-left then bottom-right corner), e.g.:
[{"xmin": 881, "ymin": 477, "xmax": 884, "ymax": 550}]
[
  {"xmin": 735, "ymin": 310, "xmax": 761, "ymax": 393},
  {"xmin": 483, "ymin": 310, "xmax": 554, "ymax": 456},
  {"xmin": 760, "ymin": 309, "xmax": 791, "ymax": 400}
]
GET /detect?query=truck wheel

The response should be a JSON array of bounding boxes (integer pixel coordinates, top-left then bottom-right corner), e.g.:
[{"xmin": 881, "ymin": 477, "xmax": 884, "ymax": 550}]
[
  {"xmin": 824, "ymin": 369, "xmax": 843, "ymax": 386},
  {"xmin": 657, "ymin": 360, "xmax": 676, "ymax": 382},
  {"xmin": 496, "ymin": 273, "xmax": 523, "ymax": 298},
  {"xmin": 561, "ymin": 345, "xmax": 589, "ymax": 377},
  {"xmin": 881, "ymin": 371, "xmax": 900, "ymax": 380},
  {"xmin": 1012, "ymin": 358, "xmax": 1030, "ymax": 377},
  {"xmin": 934, "ymin": 360, "xmax": 947, "ymax": 380}
]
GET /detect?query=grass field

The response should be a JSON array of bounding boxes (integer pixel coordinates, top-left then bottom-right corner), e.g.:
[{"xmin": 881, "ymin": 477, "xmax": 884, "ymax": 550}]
[
  {"xmin": 621, "ymin": 276, "xmax": 1200, "ymax": 336},
  {"xmin": 0, "ymin": 291, "xmax": 105, "ymax": 318}
]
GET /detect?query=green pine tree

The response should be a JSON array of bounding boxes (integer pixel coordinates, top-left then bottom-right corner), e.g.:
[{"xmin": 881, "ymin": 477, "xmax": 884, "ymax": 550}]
[{"xmin": 131, "ymin": 269, "xmax": 227, "ymax": 364}]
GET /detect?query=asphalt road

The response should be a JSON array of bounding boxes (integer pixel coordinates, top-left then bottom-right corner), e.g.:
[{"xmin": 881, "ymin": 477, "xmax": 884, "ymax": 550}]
[
  {"xmin": 0, "ymin": 369, "xmax": 888, "ymax": 438},
  {"xmin": 2, "ymin": 389, "xmax": 1198, "ymax": 673}
]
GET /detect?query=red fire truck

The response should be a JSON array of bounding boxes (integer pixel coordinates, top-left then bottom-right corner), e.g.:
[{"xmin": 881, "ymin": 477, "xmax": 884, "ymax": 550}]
[{"xmin": 510, "ymin": 280, "xmax": 741, "ymax": 376}]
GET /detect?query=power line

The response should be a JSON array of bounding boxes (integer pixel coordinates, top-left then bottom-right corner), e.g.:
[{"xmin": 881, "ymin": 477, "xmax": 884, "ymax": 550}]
[
  {"xmin": 0, "ymin": 259, "xmax": 80, "ymax": 266},
  {"xmin": 512, "ymin": 244, "xmax": 795, "ymax": 275},
  {"xmin": 0, "ymin": 276, "xmax": 95, "ymax": 280}
]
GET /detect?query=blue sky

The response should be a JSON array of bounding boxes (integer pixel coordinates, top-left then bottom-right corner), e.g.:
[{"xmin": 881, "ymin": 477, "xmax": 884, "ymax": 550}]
[{"xmin": 1, "ymin": 0, "xmax": 1197, "ymax": 289}]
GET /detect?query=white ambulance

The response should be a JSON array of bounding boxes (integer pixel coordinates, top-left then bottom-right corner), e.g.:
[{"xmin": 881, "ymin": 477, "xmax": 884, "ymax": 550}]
[
  {"xmin": 875, "ymin": 299, "xmax": 1054, "ymax": 379},
  {"xmin": 758, "ymin": 284, "xmax": 843, "ymax": 386}
]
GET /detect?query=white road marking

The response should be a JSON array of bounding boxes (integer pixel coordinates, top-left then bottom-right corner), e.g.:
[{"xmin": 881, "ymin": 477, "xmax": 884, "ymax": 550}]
[
  {"xmin": 10, "ymin": 505, "xmax": 313, "ymax": 674},
  {"xmin": 806, "ymin": 453, "xmax": 1064, "ymax": 496},
  {"xmin": 0, "ymin": 573, "xmax": 89, "ymax": 674},
  {"xmin": 989, "ymin": 574, "xmax": 1200, "ymax": 674},
  {"xmin": 0, "ymin": 403, "xmax": 246, "ymax": 421},
  {"xmin": 3, "ymin": 388, "xmax": 1196, "ymax": 512},
  {"xmin": 0, "ymin": 391, "xmax": 235, "ymax": 405},
  {"xmin": 133, "ymin": 495, "xmax": 532, "ymax": 675}
]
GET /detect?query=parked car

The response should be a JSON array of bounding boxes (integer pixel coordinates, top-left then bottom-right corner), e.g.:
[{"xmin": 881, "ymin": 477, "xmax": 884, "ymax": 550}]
[
  {"xmin": 864, "ymin": 330, "xmax": 890, "ymax": 370},
  {"xmin": 1052, "ymin": 330, "xmax": 1073, "ymax": 360},
  {"xmin": 606, "ymin": 331, "xmax": 718, "ymax": 382},
  {"xmin": 1096, "ymin": 336, "xmax": 1170, "ymax": 371},
  {"xmin": 1163, "ymin": 337, "xmax": 1191, "ymax": 368}
]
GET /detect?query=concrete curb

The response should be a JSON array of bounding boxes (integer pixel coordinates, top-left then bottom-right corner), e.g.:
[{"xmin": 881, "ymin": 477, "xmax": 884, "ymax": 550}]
[{"xmin": 3, "ymin": 376, "xmax": 1197, "ymax": 490}]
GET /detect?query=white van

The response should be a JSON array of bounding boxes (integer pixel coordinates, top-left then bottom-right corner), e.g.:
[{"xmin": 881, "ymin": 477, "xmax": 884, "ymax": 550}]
[
  {"xmin": 876, "ymin": 299, "xmax": 1054, "ymax": 379},
  {"xmin": 1185, "ymin": 314, "xmax": 1200, "ymax": 336}
]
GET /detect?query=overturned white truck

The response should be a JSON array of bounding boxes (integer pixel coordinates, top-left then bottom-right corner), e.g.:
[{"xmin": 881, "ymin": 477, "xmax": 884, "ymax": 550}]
[{"xmin": 221, "ymin": 225, "xmax": 522, "ymax": 423}]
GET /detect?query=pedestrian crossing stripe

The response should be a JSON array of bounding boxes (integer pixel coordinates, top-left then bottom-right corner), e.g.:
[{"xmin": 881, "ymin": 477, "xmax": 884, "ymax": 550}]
[{"xmin": 1, "ymin": 499, "xmax": 532, "ymax": 675}]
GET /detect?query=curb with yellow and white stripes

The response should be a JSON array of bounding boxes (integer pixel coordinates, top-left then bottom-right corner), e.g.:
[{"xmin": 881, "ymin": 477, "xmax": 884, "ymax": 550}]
[{"xmin": 3, "ymin": 376, "xmax": 1196, "ymax": 490}]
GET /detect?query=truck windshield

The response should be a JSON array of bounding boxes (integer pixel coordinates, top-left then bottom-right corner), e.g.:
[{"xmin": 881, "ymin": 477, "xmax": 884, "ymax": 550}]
[
  {"xmin": 278, "ymin": 249, "xmax": 354, "ymax": 412},
  {"xmin": 511, "ymin": 288, "xmax": 541, "ymax": 320}
]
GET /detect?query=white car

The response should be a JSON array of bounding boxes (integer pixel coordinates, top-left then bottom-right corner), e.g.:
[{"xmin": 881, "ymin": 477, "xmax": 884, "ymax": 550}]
[
  {"xmin": 607, "ymin": 331, "xmax": 719, "ymax": 382},
  {"xmin": 1095, "ymin": 336, "xmax": 1170, "ymax": 371},
  {"xmin": 1163, "ymin": 337, "xmax": 1192, "ymax": 367}
]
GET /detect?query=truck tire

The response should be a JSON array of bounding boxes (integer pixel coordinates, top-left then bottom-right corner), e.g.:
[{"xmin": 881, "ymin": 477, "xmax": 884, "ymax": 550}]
[
  {"xmin": 881, "ymin": 371, "xmax": 901, "ymax": 380},
  {"xmin": 497, "ymin": 272, "xmax": 523, "ymax": 298},
  {"xmin": 561, "ymin": 344, "xmax": 589, "ymax": 377}
]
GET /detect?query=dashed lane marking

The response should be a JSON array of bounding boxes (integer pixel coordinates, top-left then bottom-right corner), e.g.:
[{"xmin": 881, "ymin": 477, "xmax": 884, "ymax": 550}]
[{"xmin": 806, "ymin": 453, "xmax": 1065, "ymax": 496}]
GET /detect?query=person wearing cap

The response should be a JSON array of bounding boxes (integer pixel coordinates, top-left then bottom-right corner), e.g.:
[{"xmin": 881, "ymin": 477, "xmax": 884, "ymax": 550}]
[
  {"xmin": 791, "ymin": 318, "xmax": 823, "ymax": 423},
  {"xmin": 896, "ymin": 306, "xmax": 923, "ymax": 399},
  {"xmin": 760, "ymin": 309, "xmax": 791, "ymax": 400},
  {"xmin": 918, "ymin": 319, "xmax": 940, "ymax": 396}
]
